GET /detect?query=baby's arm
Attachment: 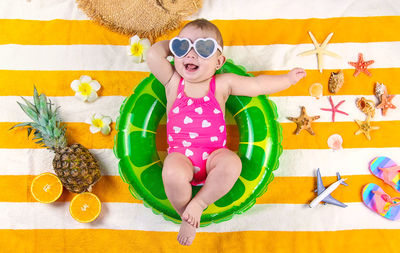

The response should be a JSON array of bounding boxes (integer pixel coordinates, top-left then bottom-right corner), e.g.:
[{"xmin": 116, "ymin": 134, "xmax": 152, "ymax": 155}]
[
  {"xmin": 146, "ymin": 40, "xmax": 175, "ymax": 85},
  {"xmin": 222, "ymin": 68, "xmax": 306, "ymax": 97}
]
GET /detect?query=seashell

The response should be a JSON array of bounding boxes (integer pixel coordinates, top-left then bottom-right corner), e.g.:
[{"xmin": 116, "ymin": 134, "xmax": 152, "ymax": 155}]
[
  {"xmin": 356, "ymin": 97, "xmax": 375, "ymax": 118},
  {"xmin": 328, "ymin": 70, "xmax": 344, "ymax": 93},
  {"xmin": 375, "ymin": 82, "xmax": 386, "ymax": 102},
  {"xmin": 309, "ymin": 83, "xmax": 323, "ymax": 99},
  {"xmin": 327, "ymin": 134, "xmax": 343, "ymax": 151}
]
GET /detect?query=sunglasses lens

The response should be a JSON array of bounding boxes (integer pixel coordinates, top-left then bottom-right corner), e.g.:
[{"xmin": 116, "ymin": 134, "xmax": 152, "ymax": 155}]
[
  {"xmin": 171, "ymin": 39, "xmax": 190, "ymax": 58},
  {"xmin": 195, "ymin": 39, "xmax": 216, "ymax": 59}
]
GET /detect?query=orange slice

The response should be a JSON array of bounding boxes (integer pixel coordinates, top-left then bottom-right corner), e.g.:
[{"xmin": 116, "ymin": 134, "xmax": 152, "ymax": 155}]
[
  {"xmin": 31, "ymin": 172, "xmax": 63, "ymax": 203},
  {"xmin": 309, "ymin": 83, "xmax": 323, "ymax": 99},
  {"xmin": 69, "ymin": 192, "xmax": 101, "ymax": 223}
]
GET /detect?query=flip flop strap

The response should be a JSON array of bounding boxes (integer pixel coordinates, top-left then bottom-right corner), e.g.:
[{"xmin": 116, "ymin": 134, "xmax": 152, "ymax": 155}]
[
  {"xmin": 378, "ymin": 166, "xmax": 400, "ymax": 190},
  {"xmin": 372, "ymin": 191, "xmax": 400, "ymax": 213}
]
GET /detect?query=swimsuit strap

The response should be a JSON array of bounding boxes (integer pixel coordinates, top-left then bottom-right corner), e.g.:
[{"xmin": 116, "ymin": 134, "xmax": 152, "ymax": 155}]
[
  {"xmin": 209, "ymin": 75, "xmax": 216, "ymax": 95},
  {"xmin": 177, "ymin": 78, "xmax": 185, "ymax": 94},
  {"xmin": 177, "ymin": 76, "xmax": 216, "ymax": 98}
]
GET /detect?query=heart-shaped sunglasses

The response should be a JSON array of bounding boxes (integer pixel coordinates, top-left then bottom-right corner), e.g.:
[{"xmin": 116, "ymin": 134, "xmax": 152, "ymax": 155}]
[{"xmin": 169, "ymin": 37, "xmax": 223, "ymax": 59}]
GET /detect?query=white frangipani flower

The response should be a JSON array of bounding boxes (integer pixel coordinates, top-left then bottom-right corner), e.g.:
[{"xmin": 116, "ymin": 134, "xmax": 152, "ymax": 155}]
[
  {"xmin": 71, "ymin": 75, "xmax": 101, "ymax": 102},
  {"xmin": 128, "ymin": 35, "xmax": 151, "ymax": 63},
  {"xmin": 87, "ymin": 113, "xmax": 112, "ymax": 135}
]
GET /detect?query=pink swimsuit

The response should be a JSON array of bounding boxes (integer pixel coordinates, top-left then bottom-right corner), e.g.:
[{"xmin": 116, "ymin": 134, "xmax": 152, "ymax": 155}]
[{"xmin": 166, "ymin": 76, "xmax": 227, "ymax": 186}]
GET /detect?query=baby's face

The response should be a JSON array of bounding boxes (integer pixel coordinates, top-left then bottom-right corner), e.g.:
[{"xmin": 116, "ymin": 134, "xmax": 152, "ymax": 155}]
[{"xmin": 174, "ymin": 26, "xmax": 225, "ymax": 83}]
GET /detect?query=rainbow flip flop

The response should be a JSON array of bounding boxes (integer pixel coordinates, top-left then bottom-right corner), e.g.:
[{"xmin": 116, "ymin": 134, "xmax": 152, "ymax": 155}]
[
  {"xmin": 369, "ymin": 156, "xmax": 400, "ymax": 192},
  {"xmin": 362, "ymin": 183, "xmax": 400, "ymax": 220}
]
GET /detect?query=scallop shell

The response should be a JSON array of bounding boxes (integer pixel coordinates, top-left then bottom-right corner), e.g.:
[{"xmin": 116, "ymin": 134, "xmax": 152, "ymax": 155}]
[
  {"xmin": 328, "ymin": 70, "xmax": 344, "ymax": 93},
  {"xmin": 327, "ymin": 134, "xmax": 343, "ymax": 151},
  {"xmin": 375, "ymin": 82, "xmax": 386, "ymax": 102},
  {"xmin": 309, "ymin": 83, "xmax": 323, "ymax": 99},
  {"xmin": 356, "ymin": 97, "xmax": 375, "ymax": 118}
]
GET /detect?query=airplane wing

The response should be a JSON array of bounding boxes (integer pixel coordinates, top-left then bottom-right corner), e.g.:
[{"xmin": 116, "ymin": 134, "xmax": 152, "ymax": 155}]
[
  {"xmin": 322, "ymin": 195, "xmax": 348, "ymax": 208},
  {"xmin": 316, "ymin": 168, "xmax": 326, "ymax": 194},
  {"xmin": 316, "ymin": 168, "xmax": 348, "ymax": 208}
]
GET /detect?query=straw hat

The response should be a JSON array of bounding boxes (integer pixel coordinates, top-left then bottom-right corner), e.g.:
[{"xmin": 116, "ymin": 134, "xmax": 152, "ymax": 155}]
[{"xmin": 76, "ymin": 0, "xmax": 202, "ymax": 41}]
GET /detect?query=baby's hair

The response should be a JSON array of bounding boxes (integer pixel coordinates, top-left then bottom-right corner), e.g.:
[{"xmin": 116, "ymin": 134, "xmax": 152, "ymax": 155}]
[{"xmin": 181, "ymin": 18, "xmax": 224, "ymax": 49}]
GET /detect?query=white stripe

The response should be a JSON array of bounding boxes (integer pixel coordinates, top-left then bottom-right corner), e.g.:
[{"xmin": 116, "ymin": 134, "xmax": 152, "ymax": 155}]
[
  {"xmin": 0, "ymin": 149, "xmax": 118, "ymax": 176},
  {"xmin": 0, "ymin": 202, "xmax": 397, "ymax": 231},
  {"xmin": 4, "ymin": 96, "xmax": 126, "ymax": 123},
  {"xmin": 0, "ymin": 42, "xmax": 398, "ymax": 71},
  {"xmin": 277, "ymin": 148, "xmax": 400, "ymax": 177},
  {"xmin": 3, "ymin": 0, "xmax": 400, "ymax": 20},
  {"xmin": 0, "ymin": 0, "xmax": 89, "ymax": 20},
  {"xmin": 192, "ymin": 0, "xmax": 400, "ymax": 20},
  {"xmin": 3, "ymin": 95, "xmax": 399, "ymax": 123},
  {"xmin": 2, "ymin": 148, "xmax": 399, "ymax": 177},
  {"xmin": 270, "ymin": 95, "xmax": 400, "ymax": 123},
  {"xmin": 0, "ymin": 45, "xmax": 149, "ymax": 71},
  {"xmin": 225, "ymin": 42, "xmax": 398, "ymax": 72}
]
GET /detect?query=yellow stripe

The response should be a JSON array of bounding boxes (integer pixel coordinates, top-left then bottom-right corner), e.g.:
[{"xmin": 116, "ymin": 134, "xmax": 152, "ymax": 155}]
[
  {"xmin": 3, "ymin": 121, "xmax": 400, "ymax": 149},
  {"xmin": 1, "ymin": 229, "xmax": 398, "ymax": 253},
  {"xmin": 1, "ymin": 68, "xmax": 399, "ymax": 97},
  {"xmin": 0, "ymin": 70, "xmax": 148, "ymax": 96},
  {"xmin": 0, "ymin": 174, "xmax": 394, "ymax": 203},
  {"xmin": 3, "ymin": 16, "xmax": 400, "ymax": 45},
  {"xmin": 0, "ymin": 19, "xmax": 129, "ymax": 45}
]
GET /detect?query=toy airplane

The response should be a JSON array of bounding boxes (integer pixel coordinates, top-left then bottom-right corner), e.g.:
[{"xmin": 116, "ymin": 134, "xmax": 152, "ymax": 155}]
[{"xmin": 309, "ymin": 168, "xmax": 348, "ymax": 208}]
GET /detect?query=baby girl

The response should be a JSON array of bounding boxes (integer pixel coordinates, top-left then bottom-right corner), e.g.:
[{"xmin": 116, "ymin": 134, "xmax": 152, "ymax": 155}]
[{"xmin": 146, "ymin": 18, "xmax": 306, "ymax": 246}]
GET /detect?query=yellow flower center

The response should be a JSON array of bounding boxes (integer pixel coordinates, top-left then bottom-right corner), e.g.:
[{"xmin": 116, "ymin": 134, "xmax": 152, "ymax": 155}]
[
  {"xmin": 78, "ymin": 82, "xmax": 93, "ymax": 96},
  {"xmin": 92, "ymin": 119, "xmax": 104, "ymax": 128},
  {"xmin": 131, "ymin": 42, "xmax": 144, "ymax": 56}
]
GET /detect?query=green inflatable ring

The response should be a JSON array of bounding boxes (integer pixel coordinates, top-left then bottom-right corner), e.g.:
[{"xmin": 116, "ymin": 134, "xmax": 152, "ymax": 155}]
[{"xmin": 114, "ymin": 60, "xmax": 282, "ymax": 227}]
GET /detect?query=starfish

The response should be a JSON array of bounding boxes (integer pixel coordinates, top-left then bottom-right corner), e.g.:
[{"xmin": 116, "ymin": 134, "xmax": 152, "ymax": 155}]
[
  {"xmin": 287, "ymin": 106, "xmax": 320, "ymax": 135},
  {"xmin": 376, "ymin": 89, "xmax": 396, "ymax": 116},
  {"xmin": 348, "ymin": 53, "xmax": 374, "ymax": 77},
  {"xmin": 297, "ymin": 31, "xmax": 341, "ymax": 73},
  {"xmin": 320, "ymin": 96, "xmax": 349, "ymax": 122},
  {"xmin": 354, "ymin": 115, "xmax": 379, "ymax": 140}
]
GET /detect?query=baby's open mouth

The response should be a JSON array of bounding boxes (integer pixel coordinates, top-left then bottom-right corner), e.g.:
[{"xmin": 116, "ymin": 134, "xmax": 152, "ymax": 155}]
[{"xmin": 185, "ymin": 63, "xmax": 199, "ymax": 71}]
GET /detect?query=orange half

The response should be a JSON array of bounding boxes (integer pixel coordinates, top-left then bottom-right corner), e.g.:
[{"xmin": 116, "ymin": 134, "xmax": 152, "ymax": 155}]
[
  {"xmin": 31, "ymin": 172, "xmax": 63, "ymax": 203},
  {"xmin": 69, "ymin": 192, "xmax": 101, "ymax": 223}
]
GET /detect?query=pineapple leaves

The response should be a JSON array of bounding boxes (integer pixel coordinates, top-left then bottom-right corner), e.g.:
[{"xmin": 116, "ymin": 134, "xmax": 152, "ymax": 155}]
[
  {"xmin": 17, "ymin": 102, "xmax": 38, "ymax": 121},
  {"xmin": 9, "ymin": 122, "xmax": 33, "ymax": 130},
  {"xmin": 12, "ymin": 86, "xmax": 68, "ymax": 150},
  {"xmin": 33, "ymin": 86, "xmax": 40, "ymax": 108},
  {"xmin": 39, "ymin": 94, "xmax": 49, "ymax": 121},
  {"xmin": 20, "ymin": 97, "xmax": 38, "ymax": 114}
]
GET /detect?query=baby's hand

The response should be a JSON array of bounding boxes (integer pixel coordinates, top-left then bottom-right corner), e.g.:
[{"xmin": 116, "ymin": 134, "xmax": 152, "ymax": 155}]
[{"xmin": 288, "ymin": 68, "xmax": 306, "ymax": 85}]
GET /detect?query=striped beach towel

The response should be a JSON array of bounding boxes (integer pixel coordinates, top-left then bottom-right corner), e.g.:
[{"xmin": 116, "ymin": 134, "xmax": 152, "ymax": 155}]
[{"xmin": 1, "ymin": 0, "xmax": 400, "ymax": 252}]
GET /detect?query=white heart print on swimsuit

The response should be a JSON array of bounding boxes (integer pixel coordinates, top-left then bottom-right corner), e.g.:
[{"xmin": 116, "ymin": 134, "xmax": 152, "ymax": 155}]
[
  {"xmin": 166, "ymin": 76, "xmax": 227, "ymax": 186},
  {"xmin": 194, "ymin": 107, "xmax": 203, "ymax": 114}
]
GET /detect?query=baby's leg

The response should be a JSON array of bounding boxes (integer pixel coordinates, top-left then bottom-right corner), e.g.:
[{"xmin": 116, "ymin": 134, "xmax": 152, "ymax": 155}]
[
  {"xmin": 182, "ymin": 148, "xmax": 242, "ymax": 228},
  {"xmin": 162, "ymin": 152, "xmax": 193, "ymax": 215},
  {"xmin": 162, "ymin": 152, "xmax": 196, "ymax": 246}
]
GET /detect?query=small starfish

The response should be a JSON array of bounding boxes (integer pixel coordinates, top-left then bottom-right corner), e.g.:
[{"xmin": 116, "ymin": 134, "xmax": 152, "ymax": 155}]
[
  {"xmin": 354, "ymin": 115, "xmax": 379, "ymax": 140},
  {"xmin": 348, "ymin": 53, "xmax": 374, "ymax": 77},
  {"xmin": 376, "ymin": 89, "xmax": 396, "ymax": 116},
  {"xmin": 320, "ymin": 96, "xmax": 349, "ymax": 122},
  {"xmin": 297, "ymin": 31, "xmax": 341, "ymax": 73},
  {"xmin": 287, "ymin": 106, "xmax": 320, "ymax": 135}
]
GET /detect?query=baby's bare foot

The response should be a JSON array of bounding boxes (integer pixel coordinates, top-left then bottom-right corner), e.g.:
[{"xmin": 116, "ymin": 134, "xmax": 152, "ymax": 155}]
[
  {"xmin": 177, "ymin": 220, "xmax": 196, "ymax": 246},
  {"xmin": 181, "ymin": 199, "xmax": 206, "ymax": 228}
]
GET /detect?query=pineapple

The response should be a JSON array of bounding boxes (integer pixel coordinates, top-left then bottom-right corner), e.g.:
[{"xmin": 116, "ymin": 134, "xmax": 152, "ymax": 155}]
[{"xmin": 11, "ymin": 87, "xmax": 101, "ymax": 193}]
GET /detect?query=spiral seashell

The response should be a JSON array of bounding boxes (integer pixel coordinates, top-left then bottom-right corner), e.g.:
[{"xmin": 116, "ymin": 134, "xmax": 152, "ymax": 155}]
[
  {"xmin": 328, "ymin": 70, "xmax": 344, "ymax": 93},
  {"xmin": 375, "ymin": 82, "xmax": 386, "ymax": 102},
  {"xmin": 356, "ymin": 97, "xmax": 375, "ymax": 118}
]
